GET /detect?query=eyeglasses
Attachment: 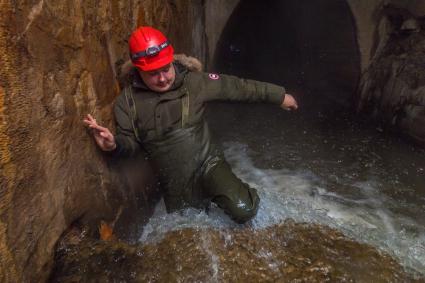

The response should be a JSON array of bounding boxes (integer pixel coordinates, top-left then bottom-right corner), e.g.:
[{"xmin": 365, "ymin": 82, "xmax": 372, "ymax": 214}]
[{"xmin": 131, "ymin": 41, "xmax": 170, "ymax": 61}]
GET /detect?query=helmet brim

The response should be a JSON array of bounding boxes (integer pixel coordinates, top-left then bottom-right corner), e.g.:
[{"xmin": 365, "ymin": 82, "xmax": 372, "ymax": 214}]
[{"xmin": 133, "ymin": 53, "xmax": 174, "ymax": 71}]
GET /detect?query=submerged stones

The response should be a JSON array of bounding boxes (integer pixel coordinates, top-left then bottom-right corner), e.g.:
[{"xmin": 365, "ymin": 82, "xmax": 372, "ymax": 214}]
[{"xmin": 50, "ymin": 220, "xmax": 421, "ymax": 282}]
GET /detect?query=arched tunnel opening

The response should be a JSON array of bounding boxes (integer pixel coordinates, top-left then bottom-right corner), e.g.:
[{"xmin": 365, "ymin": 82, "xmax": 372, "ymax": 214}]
[
  {"xmin": 3, "ymin": 0, "xmax": 425, "ymax": 281},
  {"xmin": 202, "ymin": 1, "xmax": 425, "ymax": 278},
  {"xmin": 213, "ymin": 0, "xmax": 361, "ymax": 111}
]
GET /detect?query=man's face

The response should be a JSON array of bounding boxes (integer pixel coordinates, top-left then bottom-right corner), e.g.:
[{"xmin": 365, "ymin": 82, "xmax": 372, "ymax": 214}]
[{"xmin": 138, "ymin": 63, "xmax": 176, "ymax": 93}]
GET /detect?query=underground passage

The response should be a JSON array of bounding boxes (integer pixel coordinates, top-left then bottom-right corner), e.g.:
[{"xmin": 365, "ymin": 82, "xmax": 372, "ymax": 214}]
[
  {"xmin": 214, "ymin": 0, "xmax": 360, "ymax": 108},
  {"xmin": 1, "ymin": 0, "xmax": 425, "ymax": 282}
]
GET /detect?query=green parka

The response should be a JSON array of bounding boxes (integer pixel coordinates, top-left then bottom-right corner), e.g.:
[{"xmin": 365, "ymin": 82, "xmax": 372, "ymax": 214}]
[{"xmin": 112, "ymin": 63, "xmax": 286, "ymax": 212}]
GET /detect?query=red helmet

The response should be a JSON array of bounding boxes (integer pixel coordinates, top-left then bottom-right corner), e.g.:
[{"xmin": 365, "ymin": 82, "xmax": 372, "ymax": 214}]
[{"xmin": 129, "ymin": 27, "xmax": 174, "ymax": 71}]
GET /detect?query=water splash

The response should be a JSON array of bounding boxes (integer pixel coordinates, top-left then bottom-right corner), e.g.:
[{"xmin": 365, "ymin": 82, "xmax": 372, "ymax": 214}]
[
  {"xmin": 140, "ymin": 141, "xmax": 425, "ymax": 277},
  {"xmin": 200, "ymin": 231, "xmax": 220, "ymax": 282}
]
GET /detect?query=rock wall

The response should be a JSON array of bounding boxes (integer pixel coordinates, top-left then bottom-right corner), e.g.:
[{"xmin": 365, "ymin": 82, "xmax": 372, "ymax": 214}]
[
  {"xmin": 357, "ymin": 5, "xmax": 425, "ymax": 145},
  {"xmin": 1, "ymin": 0, "xmax": 425, "ymax": 281},
  {"xmin": 0, "ymin": 1, "xmax": 138, "ymax": 281},
  {"xmin": 137, "ymin": 0, "xmax": 206, "ymax": 60},
  {"xmin": 347, "ymin": 0, "xmax": 425, "ymax": 70},
  {"xmin": 347, "ymin": 0, "xmax": 425, "ymax": 145},
  {"xmin": 0, "ymin": 0, "xmax": 203, "ymax": 282}
]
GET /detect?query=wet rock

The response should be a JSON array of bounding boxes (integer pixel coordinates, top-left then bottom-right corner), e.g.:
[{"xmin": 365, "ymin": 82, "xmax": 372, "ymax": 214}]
[
  {"xmin": 401, "ymin": 18, "xmax": 420, "ymax": 33},
  {"xmin": 3, "ymin": 0, "xmax": 425, "ymax": 281},
  {"xmin": 348, "ymin": 0, "xmax": 425, "ymax": 71},
  {"xmin": 50, "ymin": 220, "xmax": 423, "ymax": 282},
  {"xmin": 357, "ymin": 10, "xmax": 425, "ymax": 146},
  {"xmin": 0, "ymin": 1, "xmax": 204, "ymax": 282}
]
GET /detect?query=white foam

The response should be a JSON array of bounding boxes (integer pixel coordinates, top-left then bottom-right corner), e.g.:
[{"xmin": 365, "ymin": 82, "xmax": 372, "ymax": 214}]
[{"xmin": 140, "ymin": 141, "xmax": 425, "ymax": 277}]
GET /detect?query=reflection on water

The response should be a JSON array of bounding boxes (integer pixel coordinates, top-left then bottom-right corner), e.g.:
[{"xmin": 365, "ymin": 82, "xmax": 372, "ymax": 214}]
[
  {"xmin": 140, "ymin": 100, "xmax": 425, "ymax": 278},
  {"xmin": 225, "ymin": 139, "xmax": 425, "ymax": 276},
  {"xmin": 51, "ymin": 100, "xmax": 425, "ymax": 281}
]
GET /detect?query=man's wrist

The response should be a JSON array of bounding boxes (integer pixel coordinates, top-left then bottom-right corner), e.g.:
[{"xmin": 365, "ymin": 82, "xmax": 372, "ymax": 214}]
[{"xmin": 104, "ymin": 142, "xmax": 117, "ymax": 152}]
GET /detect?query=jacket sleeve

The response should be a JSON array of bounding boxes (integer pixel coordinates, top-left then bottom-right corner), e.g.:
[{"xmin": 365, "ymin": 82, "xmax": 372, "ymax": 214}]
[
  {"xmin": 195, "ymin": 72, "xmax": 286, "ymax": 105},
  {"xmin": 109, "ymin": 94, "xmax": 141, "ymax": 158}
]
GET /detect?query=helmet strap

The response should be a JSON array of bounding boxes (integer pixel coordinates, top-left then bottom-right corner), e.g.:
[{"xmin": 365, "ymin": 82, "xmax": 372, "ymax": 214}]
[{"xmin": 131, "ymin": 41, "xmax": 170, "ymax": 61}]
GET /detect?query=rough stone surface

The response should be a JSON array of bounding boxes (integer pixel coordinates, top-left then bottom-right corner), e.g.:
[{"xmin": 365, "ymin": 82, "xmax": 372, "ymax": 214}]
[
  {"xmin": 358, "ymin": 9, "xmax": 425, "ymax": 145},
  {"xmin": 0, "ymin": 1, "xmax": 201, "ymax": 282},
  {"xmin": 50, "ymin": 220, "xmax": 422, "ymax": 282},
  {"xmin": 325, "ymin": 0, "xmax": 425, "ymax": 144},
  {"xmin": 348, "ymin": 0, "xmax": 425, "ymax": 71},
  {"xmin": 137, "ymin": 0, "xmax": 206, "ymax": 61},
  {"xmin": 0, "ymin": 1, "xmax": 140, "ymax": 281},
  {"xmin": 2, "ymin": 1, "xmax": 425, "ymax": 282}
]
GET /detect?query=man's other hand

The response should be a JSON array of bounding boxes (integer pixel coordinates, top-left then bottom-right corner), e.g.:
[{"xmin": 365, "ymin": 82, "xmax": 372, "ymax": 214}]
[
  {"xmin": 83, "ymin": 114, "xmax": 117, "ymax": 151},
  {"xmin": 281, "ymin": 94, "xmax": 298, "ymax": 111}
]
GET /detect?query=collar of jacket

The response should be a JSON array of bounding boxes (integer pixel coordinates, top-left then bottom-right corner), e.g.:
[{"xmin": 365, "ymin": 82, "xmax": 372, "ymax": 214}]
[{"xmin": 130, "ymin": 62, "xmax": 188, "ymax": 95}]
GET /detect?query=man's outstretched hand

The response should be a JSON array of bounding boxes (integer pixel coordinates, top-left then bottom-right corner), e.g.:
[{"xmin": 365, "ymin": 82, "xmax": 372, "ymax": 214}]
[
  {"xmin": 281, "ymin": 94, "xmax": 298, "ymax": 111},
  {"xmin": 83, "ymin": 114, "xmax": 117, "ymax": 151}
]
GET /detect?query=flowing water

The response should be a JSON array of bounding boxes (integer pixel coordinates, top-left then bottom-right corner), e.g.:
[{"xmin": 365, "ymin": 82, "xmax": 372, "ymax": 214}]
[
  {"xmin": 52, "ymin": 58, "xmax": 425, "ymax": 281},
  {"xmin": 51, "ymin": 90, "xmax": 425, "ymax": 282},
  {"xmin": 139, "ymin": 95, "xmax": 425, "ymax": 278}
]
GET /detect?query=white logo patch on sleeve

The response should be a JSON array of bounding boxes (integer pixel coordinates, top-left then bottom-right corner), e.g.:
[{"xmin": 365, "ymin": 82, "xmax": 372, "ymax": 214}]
[{"xmin": 208, "ymin": 73, "xmax": 220, "ymax": 80}]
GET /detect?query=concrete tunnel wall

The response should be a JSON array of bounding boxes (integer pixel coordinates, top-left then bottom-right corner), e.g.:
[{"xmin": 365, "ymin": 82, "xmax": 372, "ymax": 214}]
[
  {"xmin": 206, "ymin": 0, "xmax": 425, "ymax": 72},
  {"xmin": 207, "ymin": 0, "xmax": 425, "ymax": 143},
  {"xmin": 213, "ymin": 0, "xmax": 361, "ymax": 107}
]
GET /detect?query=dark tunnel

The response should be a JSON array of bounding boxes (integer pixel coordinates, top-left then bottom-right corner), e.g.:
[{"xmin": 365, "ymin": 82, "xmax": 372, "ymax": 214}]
[{"xmin": 213, "ymin": 0, "xmax": 361, "ymax": 111}]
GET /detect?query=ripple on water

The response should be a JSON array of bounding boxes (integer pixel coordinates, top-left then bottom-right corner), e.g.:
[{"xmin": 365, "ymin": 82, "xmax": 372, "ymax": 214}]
[{"xmin": 140, "ymin": 141, "xmax": 425, "ymax": 278}]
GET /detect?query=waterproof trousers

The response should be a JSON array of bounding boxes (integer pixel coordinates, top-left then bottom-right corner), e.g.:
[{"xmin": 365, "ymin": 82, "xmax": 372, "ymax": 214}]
[
  {"xmin": 161, "ymin": 154, "xmax": 260, "ymax": 224},
  {"xmin": 200, "ymin": 158, "xmax": 260, "ymax": 224}
]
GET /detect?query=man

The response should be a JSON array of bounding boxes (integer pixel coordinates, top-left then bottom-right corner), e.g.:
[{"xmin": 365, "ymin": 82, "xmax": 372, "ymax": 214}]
[{"xmin": 84, "ymin": 26, "xmax": 298, "ymax": 224}]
